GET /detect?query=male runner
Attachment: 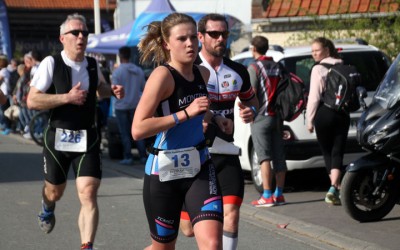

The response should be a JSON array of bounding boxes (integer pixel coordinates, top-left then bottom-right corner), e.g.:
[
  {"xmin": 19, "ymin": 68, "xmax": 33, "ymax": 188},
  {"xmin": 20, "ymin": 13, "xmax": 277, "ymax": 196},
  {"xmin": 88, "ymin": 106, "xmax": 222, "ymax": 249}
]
[{"xmin": 180, "ymin": 13, "xmax": 259, "ymax": 250}]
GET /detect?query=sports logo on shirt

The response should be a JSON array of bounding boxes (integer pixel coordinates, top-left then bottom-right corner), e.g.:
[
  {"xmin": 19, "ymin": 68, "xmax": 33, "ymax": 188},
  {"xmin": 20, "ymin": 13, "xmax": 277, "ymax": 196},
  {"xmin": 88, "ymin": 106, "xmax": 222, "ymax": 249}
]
[{"xmin": 221, "ymin": 81, "xmax": 229, "ymax": 88}]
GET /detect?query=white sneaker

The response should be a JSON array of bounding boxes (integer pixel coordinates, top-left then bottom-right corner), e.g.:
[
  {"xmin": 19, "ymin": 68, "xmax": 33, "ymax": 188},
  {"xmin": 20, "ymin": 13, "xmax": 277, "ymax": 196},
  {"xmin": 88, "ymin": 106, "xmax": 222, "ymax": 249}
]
[{"xmin": 23, "ymin": 132, "xmax": 32, "ymax": 139}]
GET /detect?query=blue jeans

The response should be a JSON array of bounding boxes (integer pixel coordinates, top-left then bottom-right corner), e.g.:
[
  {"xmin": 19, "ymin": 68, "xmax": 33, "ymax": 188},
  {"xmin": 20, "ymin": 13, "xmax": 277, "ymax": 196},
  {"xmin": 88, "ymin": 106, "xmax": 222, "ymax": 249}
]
[{"xmin": 115, "ymin": 109, "xmax": 146, "ymax": 160}]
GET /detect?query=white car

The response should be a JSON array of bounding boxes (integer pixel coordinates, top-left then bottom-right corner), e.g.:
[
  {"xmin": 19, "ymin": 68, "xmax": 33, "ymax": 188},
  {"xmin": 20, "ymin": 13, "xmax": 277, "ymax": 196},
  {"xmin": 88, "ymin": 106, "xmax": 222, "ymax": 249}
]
[{"xmin": 231, "ymin": 43, "xmax": 391, "ymax": 192}]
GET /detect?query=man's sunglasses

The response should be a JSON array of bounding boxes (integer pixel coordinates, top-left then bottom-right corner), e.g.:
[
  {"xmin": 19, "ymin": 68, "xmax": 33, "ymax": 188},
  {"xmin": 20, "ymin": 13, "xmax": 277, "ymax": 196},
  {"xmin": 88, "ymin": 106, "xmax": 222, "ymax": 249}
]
[
  {"xmin": 204, "ymin": 31, "xmax": 229, "ymax": 39},
  {"xmin": 63, "ymin": 30, "xmax": 89, "ymax": 37}
]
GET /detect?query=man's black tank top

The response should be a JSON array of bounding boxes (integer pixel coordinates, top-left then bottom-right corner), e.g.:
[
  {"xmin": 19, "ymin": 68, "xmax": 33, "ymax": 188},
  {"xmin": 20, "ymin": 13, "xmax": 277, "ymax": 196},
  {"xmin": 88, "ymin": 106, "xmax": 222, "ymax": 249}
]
[{"xmin": 47, "ymin": 55, "xmax": 98, "ymax": 130}]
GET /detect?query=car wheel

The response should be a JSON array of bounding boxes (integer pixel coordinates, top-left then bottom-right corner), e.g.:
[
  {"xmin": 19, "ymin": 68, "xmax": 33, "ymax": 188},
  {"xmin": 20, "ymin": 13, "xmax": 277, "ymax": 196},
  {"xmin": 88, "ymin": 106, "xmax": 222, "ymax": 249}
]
[{"xmin": 250, "ymin": 146, "xmax": 264, "ymax": 193}]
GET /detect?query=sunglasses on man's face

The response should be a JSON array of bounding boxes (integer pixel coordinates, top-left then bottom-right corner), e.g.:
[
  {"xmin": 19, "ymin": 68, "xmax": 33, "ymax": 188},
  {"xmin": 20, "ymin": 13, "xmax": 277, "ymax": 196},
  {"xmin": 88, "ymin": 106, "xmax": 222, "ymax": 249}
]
[
  {"xmin": 63, "ymin": 30, "xmax": 89, "ymax": 37},
  {"xmin": 204, "ymin": 31, "xmax": 229, "ymax": 39}
]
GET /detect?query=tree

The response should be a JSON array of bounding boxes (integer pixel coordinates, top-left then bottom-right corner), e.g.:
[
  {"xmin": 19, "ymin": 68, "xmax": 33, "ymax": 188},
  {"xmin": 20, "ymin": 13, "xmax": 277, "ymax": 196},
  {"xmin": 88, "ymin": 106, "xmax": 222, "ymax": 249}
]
[{"xmin": 287, "ymin": 12, "xmax": 400, "ymax": 60}]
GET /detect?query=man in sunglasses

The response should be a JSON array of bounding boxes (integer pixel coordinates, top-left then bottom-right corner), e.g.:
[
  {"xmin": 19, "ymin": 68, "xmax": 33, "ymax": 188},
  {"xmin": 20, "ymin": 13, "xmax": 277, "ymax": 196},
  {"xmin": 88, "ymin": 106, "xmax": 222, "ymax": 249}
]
[
  {"xmin": 180, "ymin": 13, "xmax": 259, "ymax": 250},
  {"xmin": 27, "ymin": 13, "xmax": 124, "ymax": 250}
]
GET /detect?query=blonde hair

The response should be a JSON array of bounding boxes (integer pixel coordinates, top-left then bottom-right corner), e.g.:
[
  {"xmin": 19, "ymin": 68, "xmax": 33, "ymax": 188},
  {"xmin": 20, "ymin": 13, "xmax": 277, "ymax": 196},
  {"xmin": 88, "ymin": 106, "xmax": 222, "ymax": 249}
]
[
  {"xmin": 138, "ymin": 12, "xmax": 196, "ymax": 66},
  {"xmin": 17, "ymin": 64, "xmax": 25, "ymax": 76}
]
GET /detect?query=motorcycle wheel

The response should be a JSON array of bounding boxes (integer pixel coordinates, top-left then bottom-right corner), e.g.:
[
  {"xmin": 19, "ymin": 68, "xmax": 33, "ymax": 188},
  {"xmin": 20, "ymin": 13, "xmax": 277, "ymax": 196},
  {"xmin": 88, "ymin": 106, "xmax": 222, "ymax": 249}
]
[{"xmin": 341, "ymin": 170, "xmax": 400, "ymax": 222}]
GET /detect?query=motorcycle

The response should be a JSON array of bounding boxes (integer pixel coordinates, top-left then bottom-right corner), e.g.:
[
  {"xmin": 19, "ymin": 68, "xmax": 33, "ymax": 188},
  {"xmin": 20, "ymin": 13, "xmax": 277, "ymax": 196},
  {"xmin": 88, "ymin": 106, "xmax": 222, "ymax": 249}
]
[{"xmin": 341, "ymin": 53, "xmax": 400, "ymax": 222}]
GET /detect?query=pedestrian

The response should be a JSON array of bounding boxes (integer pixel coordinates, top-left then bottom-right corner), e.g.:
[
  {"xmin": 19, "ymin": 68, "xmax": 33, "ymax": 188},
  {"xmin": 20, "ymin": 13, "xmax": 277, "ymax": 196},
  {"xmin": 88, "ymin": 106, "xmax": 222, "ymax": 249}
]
[
  {"xmin": 179, "ymin": 13, "xmax": 259, "ymax": 250},
  {"xmin": 0, "ymin": 55, "xmax": 11, "ymax": 135},
  {"xmin": 17, "ymin": 53, "xmax": 35, "ymax": 139},
  {"xmin": 27, "ymin": 13, "xmax": 124, "ymax": 250},
  {"xmin": 132, "ymin": 12, "xmax": 229, "ymax": 250},
  {"xmin": 248, "ymin": 36, "xmax": 288, "ymax": 207},
  {"xmin": 30, "ymin": 50, "xmax": 43, "ymax": 78},
  {"xmin": 307, "ymin": 37, "xmax": 347, "ymax": 205},
  {"xmin": 11, "ymin": 63, "xmax": 28, "ymax": 134},
  {"xmin": 0, "ymin": 89, "xmax": 6, "ymax": 105},
  {"xmin": 112, "ymin": 46, "xmax": 147, "ymax": 165},
  {"xmin": 7, "ymin": 58, "xmax": 19, "ymax": 98}
]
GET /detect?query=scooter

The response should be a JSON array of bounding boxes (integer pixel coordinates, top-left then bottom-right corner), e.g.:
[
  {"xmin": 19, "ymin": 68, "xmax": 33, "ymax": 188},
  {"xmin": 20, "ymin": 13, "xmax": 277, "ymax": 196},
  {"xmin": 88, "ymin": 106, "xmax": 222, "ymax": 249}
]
[{"xmin": 341, "ymin": 53, "xmax": 400, "ymax": 222}]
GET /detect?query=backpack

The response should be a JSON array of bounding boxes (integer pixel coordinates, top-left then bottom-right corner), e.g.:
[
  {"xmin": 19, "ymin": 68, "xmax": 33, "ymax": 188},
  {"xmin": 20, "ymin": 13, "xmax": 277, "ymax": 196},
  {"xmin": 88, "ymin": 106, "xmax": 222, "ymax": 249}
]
[
  {"xmin": 274, "ymin": 70, "xmax": 307, "ymax": 122},
  {"xmin": 319, "ymin": 63, "xmax": 361, "ymax": 113}
]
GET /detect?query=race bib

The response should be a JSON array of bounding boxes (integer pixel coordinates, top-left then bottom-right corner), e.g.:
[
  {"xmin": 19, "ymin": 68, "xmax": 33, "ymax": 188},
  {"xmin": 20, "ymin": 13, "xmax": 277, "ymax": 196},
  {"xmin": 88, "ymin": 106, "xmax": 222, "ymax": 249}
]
[
  {"xmin": 158, "ymin": 147, "xmax": 201, "ymax": 182},
  {"xmin": 54, "ymin": 128, "xmax": 87, "ymax": 152}
]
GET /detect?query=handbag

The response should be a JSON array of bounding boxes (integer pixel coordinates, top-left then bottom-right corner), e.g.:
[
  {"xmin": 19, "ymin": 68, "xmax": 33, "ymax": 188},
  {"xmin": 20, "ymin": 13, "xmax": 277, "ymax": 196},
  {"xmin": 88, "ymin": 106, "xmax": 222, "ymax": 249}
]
[{"xmin": 4, "ymin": 105, "xmax": 20, "ymax": 121}]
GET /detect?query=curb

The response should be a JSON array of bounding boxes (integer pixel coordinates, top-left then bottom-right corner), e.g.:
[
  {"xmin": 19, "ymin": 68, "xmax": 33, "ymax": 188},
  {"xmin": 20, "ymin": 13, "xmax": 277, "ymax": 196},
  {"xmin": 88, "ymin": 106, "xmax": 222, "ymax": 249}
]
[{"xmin": 240, "ymin": 204, "xmax": 389, "ymax": 250}]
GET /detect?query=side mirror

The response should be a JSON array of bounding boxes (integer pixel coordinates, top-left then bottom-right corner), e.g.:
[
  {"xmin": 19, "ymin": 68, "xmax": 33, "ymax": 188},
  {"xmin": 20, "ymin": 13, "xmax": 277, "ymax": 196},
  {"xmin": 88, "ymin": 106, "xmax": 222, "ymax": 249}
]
[{"xmin": 356, "ymin": 86, "xmax": 367, "ymax": 110}]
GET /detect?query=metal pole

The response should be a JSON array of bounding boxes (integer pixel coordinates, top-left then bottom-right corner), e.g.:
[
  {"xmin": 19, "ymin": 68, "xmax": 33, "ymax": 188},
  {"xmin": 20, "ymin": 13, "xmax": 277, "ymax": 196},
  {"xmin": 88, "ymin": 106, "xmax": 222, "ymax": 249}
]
[{"xmin": 94, "ymin": 0, "xmax": 101, "ymax": 34}]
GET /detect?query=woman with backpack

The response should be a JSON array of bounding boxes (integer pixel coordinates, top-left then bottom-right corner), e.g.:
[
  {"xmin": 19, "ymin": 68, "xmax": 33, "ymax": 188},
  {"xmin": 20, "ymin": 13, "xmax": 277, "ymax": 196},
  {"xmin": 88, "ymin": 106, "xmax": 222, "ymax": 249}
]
[{"xmin": 307, "ymin": 37, "xmax": 349, "ymax": 206}]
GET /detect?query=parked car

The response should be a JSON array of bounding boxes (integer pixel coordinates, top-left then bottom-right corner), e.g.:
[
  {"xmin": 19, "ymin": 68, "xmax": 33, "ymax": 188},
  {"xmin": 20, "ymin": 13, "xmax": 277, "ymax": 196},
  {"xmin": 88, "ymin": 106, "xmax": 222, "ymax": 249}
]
[{"xmin": 231, "ymin": 42, "xmax": 391, "ymax": 192}]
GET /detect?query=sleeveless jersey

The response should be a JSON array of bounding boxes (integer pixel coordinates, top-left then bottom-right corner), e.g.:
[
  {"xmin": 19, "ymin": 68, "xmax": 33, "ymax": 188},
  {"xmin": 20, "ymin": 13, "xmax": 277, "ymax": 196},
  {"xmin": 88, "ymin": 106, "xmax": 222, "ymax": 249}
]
[
  {"xmin": 145, "ymin": 65, "xmax": 210, "ymax": 175},
  {"xmin": 47, "ymin": 54, "xmax": 98, "ymax": 130},
  {"xmin": 198, "ymin": 53, "xmax": 255, "ymax": 142}
]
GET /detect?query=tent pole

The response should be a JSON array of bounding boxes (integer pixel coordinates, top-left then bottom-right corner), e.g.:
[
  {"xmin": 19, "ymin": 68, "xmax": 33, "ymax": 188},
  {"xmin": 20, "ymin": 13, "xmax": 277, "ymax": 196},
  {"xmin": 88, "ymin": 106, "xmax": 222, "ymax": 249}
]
[{"xmin": 94, "ymin": 0, "xmax": 101, "ymax": 34}]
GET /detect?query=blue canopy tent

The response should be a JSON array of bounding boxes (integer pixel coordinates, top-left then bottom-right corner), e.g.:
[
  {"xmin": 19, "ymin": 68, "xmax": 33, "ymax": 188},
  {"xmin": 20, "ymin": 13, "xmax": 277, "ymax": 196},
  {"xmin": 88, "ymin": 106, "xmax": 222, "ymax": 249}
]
[
  {"xmin": 86, "ymin": 21, "xmax": 134, "ymax": 54},
  {"xmin": 126, "ymin": 12, "xmax": 241, "ymax": 48},
  {"xmin": 86, "ymin": 0, "xmax": 242, "ymax": 54}
]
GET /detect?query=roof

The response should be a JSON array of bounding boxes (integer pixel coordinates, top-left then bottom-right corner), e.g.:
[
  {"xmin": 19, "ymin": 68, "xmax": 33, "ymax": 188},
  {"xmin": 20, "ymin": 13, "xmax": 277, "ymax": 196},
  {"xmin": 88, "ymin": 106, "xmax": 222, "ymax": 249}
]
[
  {"xmin": 4, "ymin": 0, "xmax": 116, "ymax": 9},
  {"xmin": 232, "ymin": 43, "xmax": 382, "ymax": 63},
  {"xmin": 261, "ymin": 0, "xmax": 400, "ymax": 18}
]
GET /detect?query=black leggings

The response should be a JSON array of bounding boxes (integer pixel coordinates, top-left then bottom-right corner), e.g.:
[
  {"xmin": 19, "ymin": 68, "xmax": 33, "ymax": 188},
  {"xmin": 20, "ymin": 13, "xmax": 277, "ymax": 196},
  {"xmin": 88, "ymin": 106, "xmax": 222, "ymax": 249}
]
[{"xmin": 314, "ymin": 105, "xmax": 350, "ymax": 173}]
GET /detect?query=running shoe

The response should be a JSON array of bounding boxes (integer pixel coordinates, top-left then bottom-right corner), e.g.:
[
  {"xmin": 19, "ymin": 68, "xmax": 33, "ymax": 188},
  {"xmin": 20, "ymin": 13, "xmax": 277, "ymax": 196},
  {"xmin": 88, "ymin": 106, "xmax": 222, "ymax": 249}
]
[
  {"xmin": 325, "ymin": 191, "xmax": 341, "ymax": 205},
  {"xmin": 273, "ymin": 195, "xmax": 286, "ymax": 205},
  {"xmin": 251, "ymin": 196, "xmax": 275, "ymax": 207},
  {"xmin": 81, "ymin": 242, "xmax": 93, "ymax": 250},
  {"xmin": 119, "ymin": 158, "xmax": 133, "ymax": 165},
  {"xmin": 1, "ymin": 129, "xmax": 10, "ymax": 135},
  {"xmin": 23, "ymin": 132, "xmax": 32, "ymax": 139},
  {"xmin": 37, "ymin": 207, "xmax": 56, "ymax": 234}
]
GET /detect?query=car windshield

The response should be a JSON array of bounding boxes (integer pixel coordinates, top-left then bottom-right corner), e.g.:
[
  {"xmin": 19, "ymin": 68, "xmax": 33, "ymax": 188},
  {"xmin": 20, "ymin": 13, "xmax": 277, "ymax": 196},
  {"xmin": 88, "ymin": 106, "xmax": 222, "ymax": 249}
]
[{"xmin": 372, "ymin": 53, "xmax": 400, "ymax": 109}]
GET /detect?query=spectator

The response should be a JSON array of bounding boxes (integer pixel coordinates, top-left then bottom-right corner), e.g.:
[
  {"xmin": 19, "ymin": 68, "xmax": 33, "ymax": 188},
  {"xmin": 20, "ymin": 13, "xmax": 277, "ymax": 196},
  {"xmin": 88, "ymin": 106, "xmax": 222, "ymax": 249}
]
[
  {"xmin": 30, "ymin": 50, "xmax": 43, "ymax": 79},
  {"xmin": 306, "ymin": 37, "xmax": 347, "ymax": 205},
  {"xmin": 248, "ymin": 36, "xmax": 288, "ymax": 207},
  {"xmin": 111, "ymin": 46, "xmax": 147, "ymax": 165},
  {"xmin": 12, "ymin": 63, "xmax": 29, "ymax": 134},
  {"xmin": 14, "ymin": 53, "xmax": 34, "ymax": 139},
  {"xmin": 7, "ymin": 58, "xmax": 19, "ymax": 97},
  {"xmin": 0, "ymin": 55, "xmax": 11, "ymax": 135},
  {"xmin": 0, "ymin": 89, "xmax": 6, "ymax": 105}
]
